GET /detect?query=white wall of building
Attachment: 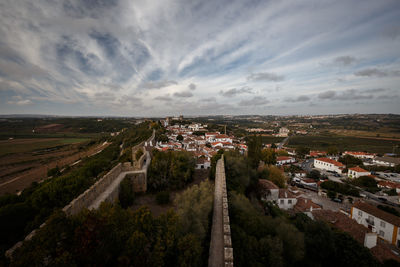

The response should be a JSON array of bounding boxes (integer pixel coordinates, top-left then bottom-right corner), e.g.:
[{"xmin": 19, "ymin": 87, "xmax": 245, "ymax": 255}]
[
  {"xmin": 314, "ymin": 159, "xmax": 342, "ymax": 173},
  {"xmin": 352, "ymin": 207, "xmax": 395, "ymax": 244}
]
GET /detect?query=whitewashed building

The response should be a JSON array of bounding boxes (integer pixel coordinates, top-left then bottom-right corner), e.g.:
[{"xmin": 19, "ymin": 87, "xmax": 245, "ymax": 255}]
[
  {"xmin": 314, "ymin": 157, "xmax": 344, "ymax": 174},
  {"xmin": 343, "ymin": 151, "xmax": 376, "ymax": 159},
  {"xmin": 351, "ymin": 201, "xmax": 400, "ymax": 247},
  {"xmin": 276, "ymin": 156, "xmax": 296, "ymax": 166},
  {"xmin": 348, "ymin": 166, "xmax": 371, "ymax": 178},
  {"xmin": 259, "ymin": 180, "xmax": 297, "ymax": 210}
]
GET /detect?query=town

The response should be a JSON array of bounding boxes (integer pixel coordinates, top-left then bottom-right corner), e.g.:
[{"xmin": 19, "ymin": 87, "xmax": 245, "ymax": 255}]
[{"xmin": 150, "ymin": 115, "xmax": 400, "ymax": 263}]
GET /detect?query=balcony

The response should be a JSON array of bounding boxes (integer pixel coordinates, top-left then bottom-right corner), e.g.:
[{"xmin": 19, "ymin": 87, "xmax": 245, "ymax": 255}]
[{"xmin": 366, "ymin": 218, "xmax": 375, "ymax": 226}]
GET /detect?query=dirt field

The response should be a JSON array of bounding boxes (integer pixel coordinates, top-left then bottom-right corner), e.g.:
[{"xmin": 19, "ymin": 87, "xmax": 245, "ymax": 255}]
[
  {"xmin": 0, "ymin": 139, "xmax": 109, "ymax": 195},
  {"xmin": 130, "ymin": 169, "xmax": 210, "ymax": 217},
  {"xmin": 329, "ymin": 129, "xmax": 400, "ymax": 140}
]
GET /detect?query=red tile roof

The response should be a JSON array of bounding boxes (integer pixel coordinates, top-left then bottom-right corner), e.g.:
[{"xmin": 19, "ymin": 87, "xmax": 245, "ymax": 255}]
[
  {"xmin": 312, "ymin": 209, "xmax": 400, "ymax": 262},
  {"xmin": 316, "ymin": 157, "xmax": 344, "ymax": 167},
  {"xmin": 278, "ymin": 189, "xmax": 296, "ymax": 198},
  {"xmin": 349, "ymin": 166, "xmax": 369, "ymax": 173},
  {"xmin": 277, "ymin": 156, "xmax": 293, "ymax": 161},
  {"xmin": 294, "ymin": 197, "xmax": 321, "ymax": 212},
  {"xmin": 353, "ymin": 201, "xmax": 400, "ymax": 227},
  {"xmin": 258, "ymin": 179, "xmax": 279, "ymax": 190}
]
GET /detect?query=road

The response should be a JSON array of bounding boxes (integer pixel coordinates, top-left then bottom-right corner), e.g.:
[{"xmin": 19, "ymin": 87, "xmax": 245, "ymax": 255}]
[
  {"xmin": 278, "ymin": 136, "xmax": 289, "ymax": 149},
  {"xmin": 301, "ymin": 158, "xmax": 314, "ymax": 173}
]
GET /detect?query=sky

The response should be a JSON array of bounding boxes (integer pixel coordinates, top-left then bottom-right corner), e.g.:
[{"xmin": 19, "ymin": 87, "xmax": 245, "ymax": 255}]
[{"xmin": 0, "ymin": 0, "xmax": 400, "ymax": 116}]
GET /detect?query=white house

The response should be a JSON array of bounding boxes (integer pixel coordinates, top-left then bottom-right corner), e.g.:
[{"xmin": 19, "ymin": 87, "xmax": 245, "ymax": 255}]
[
  {"xmin": 348, "ymin": 166, "xmax": 371, "ymax": 178},
  {"xmin": 259, "ymin": 180, "xmax": 297, "ymax": 210},
  {"xmin": 205, "ymin": 132, "xmax": 220, "ymax": 142},
  {"xmin": 276, "ymin": 127, "xmax": 289, "ymax": 137},
  {"xmin": 351, "ymin": 201, "xmax": 400, "ymax": 247},
  {"xmin": 214, "ymin": 134, "xmax": 233, "ymax": 144},
  {"xmin": 196, "ymin": 158, "xmax": 211, "ymax": 169},
  {"xmin": 344, "ymin": 151, "xmax": 376, "ymax": 159},
  {"xmin": 314, "ymin": 157, "xmax": 344, "ymax": 174},
  {"xmin": 373, "ymin": 157, "xmax": 400, "ymax": 167},
  {"xmin": 276, "ymin": 156, "xmax": 296, "ymax": 166}
]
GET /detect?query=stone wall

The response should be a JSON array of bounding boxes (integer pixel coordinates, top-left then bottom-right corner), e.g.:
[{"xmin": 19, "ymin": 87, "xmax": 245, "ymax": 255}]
[
  {"xmin": 63, "ymin": 163, "xmax": 122, "ymax": 216},
  {"xmin": 208, "ymin": 155, "xmax": 234, "ymax": 267}
]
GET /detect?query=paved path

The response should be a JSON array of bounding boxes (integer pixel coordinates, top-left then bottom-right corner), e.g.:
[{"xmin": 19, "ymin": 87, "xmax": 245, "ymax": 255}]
[{"xmin": 208, "ymin": 157, "xmax": 225, "ymax": 267}]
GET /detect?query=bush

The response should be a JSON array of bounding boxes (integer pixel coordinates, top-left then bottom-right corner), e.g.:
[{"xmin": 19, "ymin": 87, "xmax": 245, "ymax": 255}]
[
  {"xmin": 135, "ymin": 149, "xmax": 144, "ymax": 161},
  {"xmin": 156, "ymin": 191, "xmax": 170, "ymax": 205}
]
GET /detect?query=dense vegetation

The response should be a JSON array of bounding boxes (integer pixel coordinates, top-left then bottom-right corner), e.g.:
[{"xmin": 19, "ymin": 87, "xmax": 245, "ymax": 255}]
[
  {"xmin": 0, "ymin": 123, "xmax": 151, "ymax": 263},
  {"xmin": 222, "ymin": 152, "xmax": 386, "ymax": 266},
  {"xmin": 320, "ymin": 180, "xmax": 360, "ymax": 197},
  {"xmin": 147, "ymin": 150, "xmax": 195, "ymax": 191},
  {"xmin": 10, "ymin": 179, "xmax": 213, "ymax": 267}
]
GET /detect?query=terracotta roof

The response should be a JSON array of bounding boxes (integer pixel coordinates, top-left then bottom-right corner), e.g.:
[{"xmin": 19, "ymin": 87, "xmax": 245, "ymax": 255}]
[
  {"xmin": 277, "ymin": 156, "xmax": 293, "ymax": 161},
  {"xmin": 345, "ymin": 151, "xmax": 375, "ymax": 156},
  {"xmin": 278, "ymin": 189, "xmax": 296, "ymax": 198},
  {"xmin": 215, "ymin": 134, "xmax": 230, "ymax": 139},
  {"xmin": 309, "ymin": 151, "xmax": 327, "ymax": 157},
  {"xmin": 378, "ymin": 181, "xmax": 400, "ymax": 189},
  {"xmin": 258, "ymin": 179, "xmax": 279, "ymax": 190},
  {"xmin": 315, "ymin": 157, "xmax": 344, "ymax": 167},
  {"xmin": 294, "ymin": 197, "xmax": 321, "ymax": 212},
  {"xmin": 312, "ymin": 209, "xmax": 400, "ymax": 263},
  {"xmin": 353, "ymin": 201, "xmax": 400, "ymax": 227},
  {"xmin": 349, "ymin": 166, "xmax": 369, "ymax": 173}
]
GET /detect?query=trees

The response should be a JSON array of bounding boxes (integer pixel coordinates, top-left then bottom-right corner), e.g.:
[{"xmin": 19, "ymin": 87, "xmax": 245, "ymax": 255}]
[
  {"xmin": 119, "ymin": 177, "xmax": 134, "ymax": 208},
  {"xmin": 327, "ymin": 146, "xmax": 338, "ymax": 155},
  {"xmin": 296, "ymin": 146, "xmax": 310, "ymax": 159},
  {"xmin": 308, "ymin": 170, "xmax": 321, "ymax": 180},
  {"xmin": 176, "ymin": 134, "xmax": 183, "ymax": 142},
  {"xmin": 339, "ymin": 155, "xmax": 363, "ymax": 168},
  {"xmin": 247, "ymin": 135, "xmax": 263, "ymax": 168},
  {"xmin": 147, "ymin": 151, "xmax": 195, "ymax": 191},
  {"xmin": 259, "ymin": 165, "xmax": 286, "ymax": 188},
  {"xmin": 261, "ymin": 148, "xmax": 276, "ymax": 165}
]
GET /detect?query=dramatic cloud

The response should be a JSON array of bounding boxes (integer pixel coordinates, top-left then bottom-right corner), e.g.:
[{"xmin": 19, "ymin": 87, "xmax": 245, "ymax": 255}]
[
  {"xmin": 188, "ymin": 83, "xmax": 196, "ymax": 90},
  {"xmin": 173, "ymin": 91, "xmax": 193, "ymax": 98},
  {"xmin": 333, "ymin": 56, "xmax": 357, "ymax": 66},
  {"xmin": 0, "ymin": 0, "xmax": 399, "ymax": 115},
  {"xmin": 354, "ymin": 68, "xmax": 400, "ymax": 77},
  {"xmin": 238, "ymin": 96, "xmax": 269, "ymax": 106},
  {"xmin": 219, "ymin": 87, "xmax": 253, "ymax": 97},
  {"xmin": 247, "ymin": 72, "xmax": 285, "ymax": 82}
]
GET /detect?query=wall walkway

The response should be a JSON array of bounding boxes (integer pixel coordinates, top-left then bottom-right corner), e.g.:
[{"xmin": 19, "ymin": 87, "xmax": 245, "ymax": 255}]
[{"xmin": 208, "ymin": 155, "xmax": 234, "ymax": 267}]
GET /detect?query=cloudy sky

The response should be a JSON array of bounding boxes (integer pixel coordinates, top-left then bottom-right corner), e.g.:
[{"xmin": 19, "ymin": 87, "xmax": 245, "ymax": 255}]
[{"xmin": 0, "ymin": 0, "xmax": 399, "ymax": 116}]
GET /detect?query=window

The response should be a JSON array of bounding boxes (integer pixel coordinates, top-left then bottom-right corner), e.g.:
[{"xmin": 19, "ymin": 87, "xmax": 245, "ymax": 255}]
[
  {"xmin": 379, "ymin": 230, "xmax": 385, "ymax": 237},
  {"xmin": 381, "ymin": 221, "xmax": 386, "ymax": 228},
  {"xmin": 358, "ymin": 210, "xmax": 362, "ymax": 216},
  {"xmin": 280, "ymin": 199, "xmax": 284, "ymax": 204},
  {"xmin": 368, "ymin": 215, "xmax": 374, "ymax": 221},
  {"xmin": 288, "ymin": 199, "xmax": 292, "ymax": 204}
]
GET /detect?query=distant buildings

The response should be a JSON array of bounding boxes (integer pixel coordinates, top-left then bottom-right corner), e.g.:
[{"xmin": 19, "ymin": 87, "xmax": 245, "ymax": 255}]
[
  {"xmin": 373, "ymin": 157, "xmax": 400, "ymax": 167},
  {"xmin": 314, "ymin": 157, "xmax": 344, "ymax": 173},
  {"xmin": 344, "ymin": 151, "xmax": 376, "ymax": 159},
  {"xmin": 258, "ymin": 179, "xmax": 297, "ymax": 210},
  {"xmin": 276, "ymin": 127, "xmax": 289, "ymax": 137}
]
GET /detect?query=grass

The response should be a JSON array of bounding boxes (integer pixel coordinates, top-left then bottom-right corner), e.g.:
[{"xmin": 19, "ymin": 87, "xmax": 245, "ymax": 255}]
[
  {"xmin": 0, "ymin": 138, "xmax": 90, "ymax": 156},
  {"xmin": 287, "ymin": 135, "xmax": 400, "ymax": 154}
]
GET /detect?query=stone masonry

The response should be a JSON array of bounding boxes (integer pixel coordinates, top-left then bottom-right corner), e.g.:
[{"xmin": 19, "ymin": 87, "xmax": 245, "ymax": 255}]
[{"xmin": 208, "ymin": 155, "xmax": 234, "ymax": 267}]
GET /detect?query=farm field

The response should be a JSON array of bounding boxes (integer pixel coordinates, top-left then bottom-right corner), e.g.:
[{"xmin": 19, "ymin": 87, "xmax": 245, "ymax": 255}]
[
  {"xmin": 328, "ymin": 129, "xmax": 400, "ymax": 140},
  {"xmin": 287, "ymin": 135, "xmax": 400, "ymax": 154},
  {"xmin": 0, "ymin": 138, "xmax": 109, "ymax": 195},
  {"xmin": 0, "ymin": 138, "xmax": 90, "ymax": 157}
]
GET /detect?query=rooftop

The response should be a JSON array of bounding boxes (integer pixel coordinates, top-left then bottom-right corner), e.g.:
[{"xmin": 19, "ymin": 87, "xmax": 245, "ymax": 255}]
[
  {"xmin": 315, "ymin": 157, "xmax": 344, "ymax": 167},
  {"xmin": 353, "ymin": 201, "xmax": 400, "ymax": 227}
]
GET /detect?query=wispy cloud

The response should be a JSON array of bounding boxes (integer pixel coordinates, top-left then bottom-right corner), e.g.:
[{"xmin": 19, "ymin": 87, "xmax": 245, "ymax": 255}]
[
  {"xmin": 354, "ymin": 68, "xmax": 400, "ymax": 77},
  {"xmin": 219, "ymin": 87, "xmax": 253, "ymax": 97},
  {"xmin": 247, "ymin": 72, "xmax": 285, "ymax": 82}
]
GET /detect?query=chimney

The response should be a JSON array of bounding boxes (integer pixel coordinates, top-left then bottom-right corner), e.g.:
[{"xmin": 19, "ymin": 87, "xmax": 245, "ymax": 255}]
[{"xmin": 364, "ymin": 233, "xmax": 377, "ymax": 249}]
